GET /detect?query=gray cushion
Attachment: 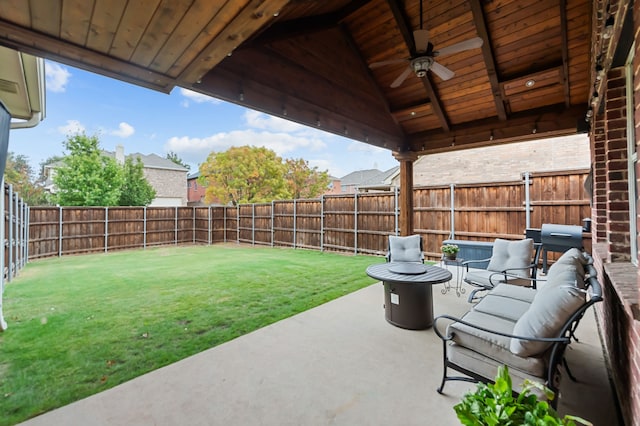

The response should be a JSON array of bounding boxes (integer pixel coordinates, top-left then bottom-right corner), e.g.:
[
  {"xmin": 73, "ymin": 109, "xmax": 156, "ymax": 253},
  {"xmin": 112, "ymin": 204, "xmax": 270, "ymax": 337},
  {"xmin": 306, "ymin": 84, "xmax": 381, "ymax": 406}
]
[
  {"xmin": 448, "ymin": 310, "xmax": 545, "ymax": 376},
  {"xmin": 473, "ymin": 293, "xmax": 532, "ymax": 322},
  {"xmin": 486, "ymin": 238, "xmax": 534, "ymax": 278},
  {"xmin": 489, "ymin": 284, "xmax": 537, "ymax": 303},
  {"xmin": 510, "ymin": 280, "xmax": 586, "ymax": 356},
  {"xmin": 388, "ymin": 235, "xmax": 422, "ymax": 262}
]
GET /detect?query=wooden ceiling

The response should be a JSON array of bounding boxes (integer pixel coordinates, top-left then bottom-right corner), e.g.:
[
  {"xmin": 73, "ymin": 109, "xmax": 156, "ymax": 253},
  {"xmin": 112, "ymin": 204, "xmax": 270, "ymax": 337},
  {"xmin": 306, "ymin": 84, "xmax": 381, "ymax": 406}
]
[{"xmin": 0, "ymin": 0, "xmax": 600, "ymax": 155}]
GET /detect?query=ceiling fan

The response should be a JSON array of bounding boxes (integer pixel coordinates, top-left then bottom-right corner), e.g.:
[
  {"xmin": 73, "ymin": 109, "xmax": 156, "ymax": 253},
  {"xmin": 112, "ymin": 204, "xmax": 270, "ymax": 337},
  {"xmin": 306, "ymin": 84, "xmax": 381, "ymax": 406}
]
[{"xmin": 370, "ymin": 1, "xmax": 483, "ymax": 88}]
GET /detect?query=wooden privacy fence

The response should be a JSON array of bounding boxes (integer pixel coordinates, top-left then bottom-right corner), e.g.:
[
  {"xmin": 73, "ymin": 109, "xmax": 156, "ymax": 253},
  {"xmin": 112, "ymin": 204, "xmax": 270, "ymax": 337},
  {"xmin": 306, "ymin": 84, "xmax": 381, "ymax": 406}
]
[
  {"xmin": 27, "ymin": 169, "xmax": 591, "ymax": 261},
  {"xmin": 1, "ymin": 183, "xmax": 30, "ymax": 330}
]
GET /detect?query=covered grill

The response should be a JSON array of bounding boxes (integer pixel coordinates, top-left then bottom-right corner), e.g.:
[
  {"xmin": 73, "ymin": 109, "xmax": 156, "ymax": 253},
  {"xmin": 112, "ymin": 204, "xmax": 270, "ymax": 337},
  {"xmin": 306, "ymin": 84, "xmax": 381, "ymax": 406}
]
[{"xmin": 541, "ymin": 224, "xmax": 584, "ymax": 272}]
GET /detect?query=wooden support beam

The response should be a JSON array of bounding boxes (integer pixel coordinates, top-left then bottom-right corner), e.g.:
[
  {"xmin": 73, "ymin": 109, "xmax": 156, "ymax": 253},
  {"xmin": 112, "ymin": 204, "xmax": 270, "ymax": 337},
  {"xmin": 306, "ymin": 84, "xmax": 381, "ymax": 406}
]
[
  {"xmin": 393, "ymin": 151, "xmax": 418, "ymax": 236},
  {"xmin": 469, "ymin": 0, "xmax": 507, "ymax": 120},
  {"xmin": 420, "ymin": 75, "xmax": 450, "ymax": 131},
  {"xmin": 559, "ymin": 0, "xmax": 571, "ymax": 107}
]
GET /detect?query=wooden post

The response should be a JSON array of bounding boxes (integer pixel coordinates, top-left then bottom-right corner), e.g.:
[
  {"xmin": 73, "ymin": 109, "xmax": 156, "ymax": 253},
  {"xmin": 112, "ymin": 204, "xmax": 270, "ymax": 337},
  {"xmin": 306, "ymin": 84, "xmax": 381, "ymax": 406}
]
[{"xmin": 393, "ymin": 151, "xmax": 418, "ymax": 236}]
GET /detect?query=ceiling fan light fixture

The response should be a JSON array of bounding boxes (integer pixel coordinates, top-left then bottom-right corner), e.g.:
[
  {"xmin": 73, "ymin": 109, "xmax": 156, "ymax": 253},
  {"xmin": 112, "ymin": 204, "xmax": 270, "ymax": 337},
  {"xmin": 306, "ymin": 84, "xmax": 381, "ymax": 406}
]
[{"xmin": 411, "ymin": 57, "xmax": 433, "ymax": 78}]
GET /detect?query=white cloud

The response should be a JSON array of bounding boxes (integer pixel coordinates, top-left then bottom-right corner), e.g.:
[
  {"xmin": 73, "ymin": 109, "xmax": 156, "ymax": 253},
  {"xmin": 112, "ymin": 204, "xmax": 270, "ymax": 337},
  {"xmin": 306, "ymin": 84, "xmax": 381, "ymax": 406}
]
[
  {"xmin": 179, "ymin": 88, "xmax": 221, "ymax": 106},
  {"xmin": 111, "ymin": 122, "xmax": 135, "ymax": 138},
  {"xmin": 57, "ymin": 120, "xmax": 85, "ymax": 135},
  {"xmin": 243, "ymin": 110, "xmax": 308, "ymax": 133},
  {"xmin": 164, "ymin": 129, "xmax": 327, "ymax": 167},
  {"xmin": 45, "ymin": 62, "xmax": 71, "ymax": 93},
  {"xmin": 347, "ymin": 140, "xmax": 387, "ymax": 154}
]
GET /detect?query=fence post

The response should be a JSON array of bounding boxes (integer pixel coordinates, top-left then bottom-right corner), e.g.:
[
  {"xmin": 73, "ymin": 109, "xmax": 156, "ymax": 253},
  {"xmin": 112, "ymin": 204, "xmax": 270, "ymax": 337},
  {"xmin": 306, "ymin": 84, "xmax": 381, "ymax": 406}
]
[
  {"xmin": 293, "ymin": 199, "xmax": 297, "ymax": 249},
  {"xmin": 25, "ymin": 205, "xmax": 29, "ymax": 266},
  {"xmin": 192, "ymin": 207, "xmax": 196, "ymax": 244},
  {"xmin": 0, "ymin": 181, "xmax": 5, "ymax": 331},
  {"xmin": 320, "ymin": 195, "xmax": 325, "ymax": 252},
  {"xmin": 7, "ymin": 184, "xmax": 12, "ymax": 281},
  {"xmin": 354, "ymin": 193, "xmax": 358, "ymax": 254},
  {"xmin": 143, "ymin": 207, "xmax": 147, "ymax": 249},
  {"xmin": 394, "ymin": 186, "xmax": 399, "ymax": 236},
  {"xmin": 223, "ymin": 206, "xmax": 227, "ymax": 243},
  {"xmin": 523, "ymin": 171, "xmax": 531, "ymax": 229},
  {"xmin": 450, "ymin": 183, "xmax": 456, "ymax": 239},
  {"xmin": 58, "ymin": 206, "xmax": 62, "ymax": 257},
  {"xmin": 208, "ymin": 206, "xmax": 212, "ymax": 245},
  {"xmin": 174, "ymin": 206, "xmax": 178, "ymax": 245},
  {"xmin": 104, "ymin": 207, "xmax": 109, "ymax": 253},
  {"xmin": 271, "ymin": 201, "xmax": 275, "ymax": 247}
]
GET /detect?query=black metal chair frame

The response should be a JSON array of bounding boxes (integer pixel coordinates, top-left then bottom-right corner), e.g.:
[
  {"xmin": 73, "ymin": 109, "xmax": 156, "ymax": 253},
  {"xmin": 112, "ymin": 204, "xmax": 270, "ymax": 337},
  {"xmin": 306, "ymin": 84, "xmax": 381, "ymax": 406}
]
[
  {"xmin": 433, "ymin": 262, "xmax": 603, "ymax": 409},
  {"xmin": 463, "ymin": 241, "xmax": 542, "ymax": 302}
]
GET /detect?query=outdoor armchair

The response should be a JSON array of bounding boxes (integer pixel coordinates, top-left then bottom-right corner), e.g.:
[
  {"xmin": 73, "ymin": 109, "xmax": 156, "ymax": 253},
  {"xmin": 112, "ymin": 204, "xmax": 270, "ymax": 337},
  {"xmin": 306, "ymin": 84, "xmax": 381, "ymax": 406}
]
[
  {"xmin": 434, "ymin": 249, "xmax": 602, "ymax": 408},
  {"xmin": 463, "ymin": 238, "xmax": 541, "ymax": 302},
  {"xmin": 386, "ymin": 234, "xmax": 424, "ymax": 263}
]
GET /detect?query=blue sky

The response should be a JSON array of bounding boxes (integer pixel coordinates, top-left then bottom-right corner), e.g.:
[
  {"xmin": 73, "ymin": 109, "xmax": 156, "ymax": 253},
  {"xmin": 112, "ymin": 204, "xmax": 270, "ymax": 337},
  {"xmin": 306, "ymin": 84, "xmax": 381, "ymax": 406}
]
[{"xmin": 9, "ymin": 60, "xmax": 398, "ymax": 178}]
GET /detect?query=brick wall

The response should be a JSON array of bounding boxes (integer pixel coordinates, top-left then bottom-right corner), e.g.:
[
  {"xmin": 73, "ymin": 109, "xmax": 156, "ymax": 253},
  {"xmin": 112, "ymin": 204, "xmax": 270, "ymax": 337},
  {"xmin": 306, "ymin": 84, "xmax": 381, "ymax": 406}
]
[
  {"xmin": 405, "ymin": 134, "xmax": 590, "ymax": 186},
  {"xmin": 590, "ymin": 3, "xmax": 640, "ymax": 423},
  {"xmin": 605, "ymin": 67, "xmax": 631, "ymax": 261},
  {"xmin": 143, "ymin": 168, "xmax": 187, "ymax": 205}
]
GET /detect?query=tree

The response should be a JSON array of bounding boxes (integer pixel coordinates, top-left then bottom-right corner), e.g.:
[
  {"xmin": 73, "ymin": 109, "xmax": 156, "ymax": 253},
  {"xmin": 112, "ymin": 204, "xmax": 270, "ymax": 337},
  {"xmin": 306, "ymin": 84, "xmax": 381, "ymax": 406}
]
[
  {"xmin": 199, "ymin": 146, "xmax": 290, "ymax": 205},
  {"xmin": 3, "ymin": 152, "xmax": 50, "ymax": 205},
  {"xmin": 119, "ymin": 156, "xmax": 156, "ymax": 206},
  {"xmin": 285, "ymin": 158, "xmax": 330, "ymax": 199},
  {"xmin": 54, "ymin": 133, "xmax": 123, "ymax": 206},
  {"xmin": 166, "ymin": 151, "xmax": 190, "ymax": 170}
]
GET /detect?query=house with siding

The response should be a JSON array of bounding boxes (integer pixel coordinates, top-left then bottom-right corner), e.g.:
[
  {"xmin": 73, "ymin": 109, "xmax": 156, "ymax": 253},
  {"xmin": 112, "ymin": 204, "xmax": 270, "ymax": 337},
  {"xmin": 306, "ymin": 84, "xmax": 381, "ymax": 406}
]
[{"xmin": 44, "ymin": 144, "xmax": 188, "ymax": 206}]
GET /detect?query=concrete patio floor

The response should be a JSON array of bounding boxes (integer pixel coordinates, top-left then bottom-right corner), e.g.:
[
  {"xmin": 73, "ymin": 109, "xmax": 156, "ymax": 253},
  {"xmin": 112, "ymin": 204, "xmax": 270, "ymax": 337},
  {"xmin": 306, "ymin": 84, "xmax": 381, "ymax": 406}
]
[{"xmin": 19, "ymin": 279, "xmax": 619, "ymax": 426}]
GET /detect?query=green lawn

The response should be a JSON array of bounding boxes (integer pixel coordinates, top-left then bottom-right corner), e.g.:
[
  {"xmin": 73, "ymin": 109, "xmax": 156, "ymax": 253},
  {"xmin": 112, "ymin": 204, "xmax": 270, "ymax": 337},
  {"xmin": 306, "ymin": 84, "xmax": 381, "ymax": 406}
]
[{"xmin": 0, "ymin": 244, "xmax": 384, "ymax": 425}]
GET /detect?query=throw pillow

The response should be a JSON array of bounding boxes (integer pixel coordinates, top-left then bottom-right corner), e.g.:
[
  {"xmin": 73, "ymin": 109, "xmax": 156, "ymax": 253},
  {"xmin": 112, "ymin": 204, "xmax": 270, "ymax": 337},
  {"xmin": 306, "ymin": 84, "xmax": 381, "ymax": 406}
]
[{"xmin": 510, "ymin": 280, "xmax": 585, "ymax": 357}]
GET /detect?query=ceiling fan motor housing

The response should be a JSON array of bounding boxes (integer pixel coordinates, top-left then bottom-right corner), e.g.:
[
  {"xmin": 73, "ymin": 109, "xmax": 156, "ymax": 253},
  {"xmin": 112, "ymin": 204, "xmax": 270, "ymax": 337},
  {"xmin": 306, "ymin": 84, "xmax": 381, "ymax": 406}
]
[{"xmin": 411, "ymin": 57, "xmax": 433, "ymax": 77}]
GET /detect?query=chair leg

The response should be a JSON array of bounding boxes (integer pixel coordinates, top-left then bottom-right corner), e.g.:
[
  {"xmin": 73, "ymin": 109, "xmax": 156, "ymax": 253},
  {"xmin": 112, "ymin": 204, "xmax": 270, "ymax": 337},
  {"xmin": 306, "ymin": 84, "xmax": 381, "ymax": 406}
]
[
  {"xmin": 437, "ymin": 340, "xmax": 449, "ymax": 394},
  {"xmin": 467, "ymin": 287, "xmax": 488, "ymax": 303}
]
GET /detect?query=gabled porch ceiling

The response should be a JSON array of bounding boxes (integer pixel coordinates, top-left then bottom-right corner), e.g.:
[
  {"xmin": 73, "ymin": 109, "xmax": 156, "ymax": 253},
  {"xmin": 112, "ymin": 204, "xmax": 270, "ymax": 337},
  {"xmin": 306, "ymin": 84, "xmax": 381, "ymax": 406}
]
[{"xmin": 0, "ymin": 0, "xmax": 614, "ymax": 155}]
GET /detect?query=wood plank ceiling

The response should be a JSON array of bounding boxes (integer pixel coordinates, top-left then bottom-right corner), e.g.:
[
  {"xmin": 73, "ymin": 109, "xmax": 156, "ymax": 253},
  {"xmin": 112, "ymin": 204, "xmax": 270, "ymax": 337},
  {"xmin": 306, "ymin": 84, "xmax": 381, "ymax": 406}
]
[{"xmin": 0, "ymin": 0, "xmax": 596, "ymax": 156}]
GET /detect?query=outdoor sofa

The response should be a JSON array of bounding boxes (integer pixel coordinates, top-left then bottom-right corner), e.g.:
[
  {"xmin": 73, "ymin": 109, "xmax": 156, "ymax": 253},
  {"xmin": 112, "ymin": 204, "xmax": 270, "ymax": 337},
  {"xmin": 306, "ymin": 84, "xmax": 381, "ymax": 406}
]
[{"xmin": 433, "ymin": 248, "xmax": 603, "ymax": 406}]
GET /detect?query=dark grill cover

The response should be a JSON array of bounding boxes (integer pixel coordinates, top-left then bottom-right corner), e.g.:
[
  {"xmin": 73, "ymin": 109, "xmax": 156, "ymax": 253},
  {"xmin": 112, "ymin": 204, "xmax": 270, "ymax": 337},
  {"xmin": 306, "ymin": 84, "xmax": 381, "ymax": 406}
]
[{"xmin": 541, "ymin": 224, "xmax": 583, "ymax": 252}]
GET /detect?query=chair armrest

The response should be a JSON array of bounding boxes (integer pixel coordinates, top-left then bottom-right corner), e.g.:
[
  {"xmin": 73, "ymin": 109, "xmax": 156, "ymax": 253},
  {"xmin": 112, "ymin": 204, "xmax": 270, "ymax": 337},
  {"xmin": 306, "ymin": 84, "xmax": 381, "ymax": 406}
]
[
  {"xmin": 462, "ymin": 258, "xmax": 492, "ymax": 270},
  {"xmin": 433, "ymin": 314, "xmax": 570, "ymax": 345}
]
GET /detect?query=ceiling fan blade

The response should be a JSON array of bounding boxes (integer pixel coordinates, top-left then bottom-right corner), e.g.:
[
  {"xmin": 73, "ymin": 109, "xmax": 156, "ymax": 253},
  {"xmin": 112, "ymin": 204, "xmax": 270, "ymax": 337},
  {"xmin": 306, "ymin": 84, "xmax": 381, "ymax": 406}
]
[
  {"xmin": 435, "ymin": 37, "xmax": 483, "ymax": 56},
  {"xmin": 430, "ymin": 61, "xmax": 455, "ymax": 81},
  {"xmin": 369, "ymin": 58, "xmax": 407, "ymax": 69},
  {"xmin": 391, "ymin": 66, "xmax": 413, "ymax": 88},
  {"xmin": 413, "ymin": 29, "xmax": 430, "ymax": 53}
]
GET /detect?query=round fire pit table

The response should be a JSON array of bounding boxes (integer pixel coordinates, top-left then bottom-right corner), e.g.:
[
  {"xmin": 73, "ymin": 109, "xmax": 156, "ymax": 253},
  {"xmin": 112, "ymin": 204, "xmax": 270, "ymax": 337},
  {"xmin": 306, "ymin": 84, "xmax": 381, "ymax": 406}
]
[{"xmin": 366, "ymin": 263, "xmax": 452, "ymax": 330}]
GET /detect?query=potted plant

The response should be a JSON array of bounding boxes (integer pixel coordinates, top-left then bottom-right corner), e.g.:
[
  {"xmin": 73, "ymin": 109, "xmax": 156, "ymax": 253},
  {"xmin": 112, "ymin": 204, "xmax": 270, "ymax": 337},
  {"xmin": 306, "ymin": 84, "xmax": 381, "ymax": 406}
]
[
  {"xmin": 441, "ymin": 243, "xmax": 460, "ymax": 260},
  {"xmin": 455, "ymin": 366, "xmax": 591, "ymax": 425}
]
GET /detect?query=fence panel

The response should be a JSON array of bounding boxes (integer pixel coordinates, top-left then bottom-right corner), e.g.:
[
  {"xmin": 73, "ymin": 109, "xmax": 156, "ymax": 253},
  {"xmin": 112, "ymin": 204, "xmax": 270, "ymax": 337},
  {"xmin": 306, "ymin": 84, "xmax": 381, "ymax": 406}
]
[
  {"xmin": 25, "ymin": 169, "xmax": 591, "ymax": 261},
  {"xmin": 61, "ymin": 207, "xmax": 107, "ymax": 255},
  {"xmin": 146, "ymin": 207, "xmax": 176, "ymax": 247},
  {"xmin": 295, "ymin": 199, "xmax": 322, "ymax": 250},
  {"xmin": 356, "ymin": 192, "xmax": 395, "ymax": 255},
  {"xmin": 106, "ymin": 207, "xmax": 145, "ymax": 251},
  {"xmin": 273, "ymin": 200, "xmax": 294, "ymax": 247}
]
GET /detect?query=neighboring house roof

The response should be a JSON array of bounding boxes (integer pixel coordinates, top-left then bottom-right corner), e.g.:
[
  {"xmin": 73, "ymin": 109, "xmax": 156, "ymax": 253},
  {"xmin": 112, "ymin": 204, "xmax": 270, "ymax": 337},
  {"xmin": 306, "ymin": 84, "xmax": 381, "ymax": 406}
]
[
  {"xmin": 340, "ymin": 169, "xmax": 384, "ymax": 186},
  {"xmin": 103, "ymin": 151, "xmax": 189, "ymax": 172},
  {"xmin": 340, "ymin": 167, "xmax": 399, "ymax": 191},
  {"xmin": 187, "ymin": 171, "xmax": 201, "ymax": 180}
]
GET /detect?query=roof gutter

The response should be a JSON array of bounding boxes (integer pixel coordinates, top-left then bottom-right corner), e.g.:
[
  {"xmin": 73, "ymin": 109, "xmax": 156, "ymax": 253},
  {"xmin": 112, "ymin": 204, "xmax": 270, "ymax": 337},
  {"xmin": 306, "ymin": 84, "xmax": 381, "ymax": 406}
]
[{"xmin": 10, "ymin": 111, "xmax": 42, "ymax": 129}]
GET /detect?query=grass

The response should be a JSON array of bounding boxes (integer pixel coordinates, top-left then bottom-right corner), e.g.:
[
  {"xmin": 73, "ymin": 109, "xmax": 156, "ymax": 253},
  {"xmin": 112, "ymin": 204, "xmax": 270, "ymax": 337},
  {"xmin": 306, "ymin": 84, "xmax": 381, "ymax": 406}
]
[{"xmin": 0, "ymin": 244, "xmax": 384, "ymax": 425}]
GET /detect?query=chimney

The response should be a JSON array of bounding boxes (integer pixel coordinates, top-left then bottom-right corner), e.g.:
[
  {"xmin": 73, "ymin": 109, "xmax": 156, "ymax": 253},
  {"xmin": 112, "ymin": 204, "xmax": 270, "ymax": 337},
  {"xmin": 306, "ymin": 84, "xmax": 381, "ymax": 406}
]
[{"xmin": 115, "ymin": 144, "xmax": 125, "ymax": 165}]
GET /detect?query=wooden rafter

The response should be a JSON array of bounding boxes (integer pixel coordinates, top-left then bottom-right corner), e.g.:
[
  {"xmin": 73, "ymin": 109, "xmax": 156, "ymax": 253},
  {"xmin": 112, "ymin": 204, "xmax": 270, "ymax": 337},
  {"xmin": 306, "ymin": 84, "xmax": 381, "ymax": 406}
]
[
  {"xmin": 420, "ymin": 76, "xmax": 450, "ymax": 131},
  {"xmin": 386, "ymin": 0, "xmax": 450, "ymax": 131},
  {"xmin": 469, "ymin": 0, "xmax": 507, "ymax": 120},
  {"xmin": 560, "ymin": 0, "xmax": 571, "ymax": 107}
]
